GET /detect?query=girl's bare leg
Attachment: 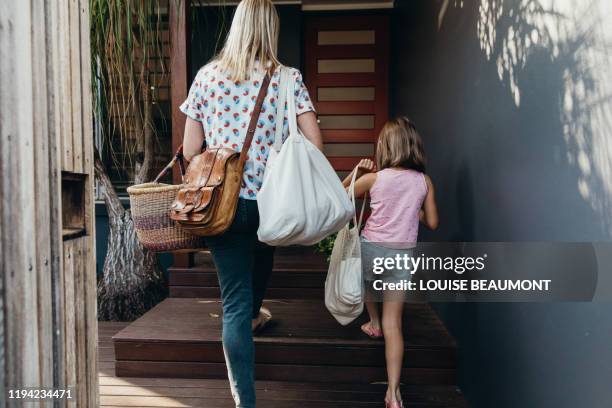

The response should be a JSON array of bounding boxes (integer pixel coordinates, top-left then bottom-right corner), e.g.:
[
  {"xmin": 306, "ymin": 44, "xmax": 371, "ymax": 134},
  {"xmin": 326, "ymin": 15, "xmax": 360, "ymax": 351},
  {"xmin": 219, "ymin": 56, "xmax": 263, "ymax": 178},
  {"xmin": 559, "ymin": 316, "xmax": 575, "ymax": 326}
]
[
  {"xmin": 382, "ymin": 300, "xmax": 405, "ymax": 403},
  {"xmin": 365, "ymin": 301, "xmax": 381, "ymax": 330}
]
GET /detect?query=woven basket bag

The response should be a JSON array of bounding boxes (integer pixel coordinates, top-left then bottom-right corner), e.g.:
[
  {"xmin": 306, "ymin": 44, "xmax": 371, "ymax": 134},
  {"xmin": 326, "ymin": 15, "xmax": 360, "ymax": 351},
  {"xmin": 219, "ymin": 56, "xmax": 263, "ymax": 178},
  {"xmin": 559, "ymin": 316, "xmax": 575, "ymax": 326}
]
[{"xmin": 127, "ymin": 146, "xmax": 206, "ymax": 252}]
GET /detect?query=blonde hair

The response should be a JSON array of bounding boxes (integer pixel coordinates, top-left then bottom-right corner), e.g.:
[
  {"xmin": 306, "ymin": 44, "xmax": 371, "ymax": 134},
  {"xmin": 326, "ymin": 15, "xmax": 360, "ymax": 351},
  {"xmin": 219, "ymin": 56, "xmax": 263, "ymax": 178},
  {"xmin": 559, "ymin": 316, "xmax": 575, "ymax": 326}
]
[
  {"xmin": 213, "ymin": 0, "xmax": 280, "ymax": 82},
  {"xmin": 376, "ymin": 116, "xmax": 427, "ymax": 172}
]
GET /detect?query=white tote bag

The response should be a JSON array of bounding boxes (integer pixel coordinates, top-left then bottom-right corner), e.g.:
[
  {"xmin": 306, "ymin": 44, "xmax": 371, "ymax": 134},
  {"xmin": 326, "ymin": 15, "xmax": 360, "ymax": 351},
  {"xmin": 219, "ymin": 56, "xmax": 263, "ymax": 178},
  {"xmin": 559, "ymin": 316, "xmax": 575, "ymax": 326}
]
[
  {"xmin": 325, "ymin": 169, "xmax": 366, "ymax": 325},
  {"xmin": 257, "ymin": 68, "xmax": 353, "ymax": 246}
]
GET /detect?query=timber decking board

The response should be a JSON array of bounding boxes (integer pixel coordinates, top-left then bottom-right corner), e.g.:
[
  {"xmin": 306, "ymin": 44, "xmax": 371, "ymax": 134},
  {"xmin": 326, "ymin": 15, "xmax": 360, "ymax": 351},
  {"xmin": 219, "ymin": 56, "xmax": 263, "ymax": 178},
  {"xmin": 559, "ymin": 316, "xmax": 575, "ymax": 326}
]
[
  {"xmin": 113, "ymin": 299, "xmax": 454, "ymax": 348},
  {"xmin": 169, "ymin": 268, "xmax": 327, "ymax": 287},
  {"xmin": 99, "ymin": 322, "xmax": 468, "ymax": 407},
  {"xmin": 99, "ymin": 385, "xmax": 460, "ymax": 403},
  {"xmin": 193, "ymin": 248, "xmax": 328, "ymax": 268},
  {"xmin": 169, "ymin": 287, "xmax": 324, "ymax": 299},
  {"xmin": 114, "ymin": 341, "xmax": 455, "ymax": 367},
  {"xmin": 114, "ymin": 361, "xmax": 456, "ymax": 385}
]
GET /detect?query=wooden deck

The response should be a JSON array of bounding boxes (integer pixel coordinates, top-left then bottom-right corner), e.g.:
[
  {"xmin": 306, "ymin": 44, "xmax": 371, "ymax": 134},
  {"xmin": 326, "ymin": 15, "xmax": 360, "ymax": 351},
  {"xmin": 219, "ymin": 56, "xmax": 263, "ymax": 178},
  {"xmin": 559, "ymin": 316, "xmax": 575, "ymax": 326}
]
[
  {"xmin": 102, "ymin": 248, "xmax": 469, "ymax": 406},
  {"xmin": 100, "ymin": 322, "xmax": 468, "ymax": 407},
  {"xmin": 112, "ymin": 298, "xmax": 456, "ymax": 383}
]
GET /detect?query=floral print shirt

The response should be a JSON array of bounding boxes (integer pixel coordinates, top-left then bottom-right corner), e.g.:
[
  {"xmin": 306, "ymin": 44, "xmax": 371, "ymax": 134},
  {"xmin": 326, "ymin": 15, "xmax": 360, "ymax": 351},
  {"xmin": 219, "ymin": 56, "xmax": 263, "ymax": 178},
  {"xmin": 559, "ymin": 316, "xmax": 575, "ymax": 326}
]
[{"xmin": 180, "ymin": 62, "xmax": 315, "ymax": 199}]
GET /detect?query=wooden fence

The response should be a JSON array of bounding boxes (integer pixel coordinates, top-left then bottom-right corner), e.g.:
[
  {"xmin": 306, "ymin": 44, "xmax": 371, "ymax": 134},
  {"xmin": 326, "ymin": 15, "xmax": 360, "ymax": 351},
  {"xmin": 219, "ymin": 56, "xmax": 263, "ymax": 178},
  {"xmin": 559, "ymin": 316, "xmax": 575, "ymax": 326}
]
[{"xmin": 0, "ymin": 0, "xmax": 98, "ymax": 407}]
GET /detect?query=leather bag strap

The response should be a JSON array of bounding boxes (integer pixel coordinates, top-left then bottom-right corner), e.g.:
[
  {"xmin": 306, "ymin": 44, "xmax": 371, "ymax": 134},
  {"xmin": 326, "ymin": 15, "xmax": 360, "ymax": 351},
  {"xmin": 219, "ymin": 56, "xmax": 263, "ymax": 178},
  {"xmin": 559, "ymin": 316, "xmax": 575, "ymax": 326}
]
[
  {"xmin": 239, "ymin": 69, "xmax": 272, "ymax": 166},
  {"xmin": 153, "ymin": 144, "xmax": 186, "ymax": 183}
]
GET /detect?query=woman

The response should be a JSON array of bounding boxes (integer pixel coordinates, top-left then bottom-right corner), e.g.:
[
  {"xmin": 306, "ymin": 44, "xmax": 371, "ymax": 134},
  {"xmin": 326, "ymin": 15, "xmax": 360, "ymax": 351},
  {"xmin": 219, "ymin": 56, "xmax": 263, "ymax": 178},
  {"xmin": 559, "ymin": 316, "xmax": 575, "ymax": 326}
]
[{"xmin": 179, "ymin": 1, "xmax": 322, "ymax": 407}]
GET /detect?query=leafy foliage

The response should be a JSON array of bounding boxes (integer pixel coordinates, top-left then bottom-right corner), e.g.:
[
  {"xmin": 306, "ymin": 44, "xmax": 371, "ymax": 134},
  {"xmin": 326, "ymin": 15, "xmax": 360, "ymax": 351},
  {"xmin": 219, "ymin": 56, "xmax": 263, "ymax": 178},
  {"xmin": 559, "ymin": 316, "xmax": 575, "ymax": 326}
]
[
  {"xmin": 90, "ymin": 0, "xmax": 166, "ymax": 184},
  {"xmin": 314, "ymin": 234, "xmax": 337, "ymax": 261},
  {"xmin": 90, "ymin": 0, "xmax": 168, "ymax": 320}
]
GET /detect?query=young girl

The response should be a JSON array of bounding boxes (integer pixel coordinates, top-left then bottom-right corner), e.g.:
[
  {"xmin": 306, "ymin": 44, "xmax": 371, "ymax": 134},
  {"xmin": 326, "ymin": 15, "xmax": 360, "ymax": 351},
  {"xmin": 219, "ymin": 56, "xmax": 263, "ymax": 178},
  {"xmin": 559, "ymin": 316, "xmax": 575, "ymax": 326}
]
[{"xmin": 342, "ymin": 116, "xmax": 439, "ymax": 408}]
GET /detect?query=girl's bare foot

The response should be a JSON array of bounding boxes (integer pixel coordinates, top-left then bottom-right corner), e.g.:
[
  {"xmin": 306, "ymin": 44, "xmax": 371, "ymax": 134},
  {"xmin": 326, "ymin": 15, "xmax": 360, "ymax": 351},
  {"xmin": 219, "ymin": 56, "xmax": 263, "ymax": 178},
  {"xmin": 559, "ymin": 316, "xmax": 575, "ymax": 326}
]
[
  {"xmin": 360, "ymin": 321, "xmax": 383, "ymax": 339},
  {"xmin": 384, "ymin": 398, "xmax": 402, "ymax": 408},
  {"xmin": 385, "ymin": 388, "xmax": 403, "ymax": 408}
]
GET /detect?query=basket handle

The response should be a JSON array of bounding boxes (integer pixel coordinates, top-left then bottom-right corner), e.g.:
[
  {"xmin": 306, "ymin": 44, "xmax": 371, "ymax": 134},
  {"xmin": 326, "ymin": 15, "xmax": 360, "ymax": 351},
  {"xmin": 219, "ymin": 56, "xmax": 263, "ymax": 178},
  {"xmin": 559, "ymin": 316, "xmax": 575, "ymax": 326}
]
[{"xmin": 153, "ymin": 145, "xmax": 186, "ymax": 184}]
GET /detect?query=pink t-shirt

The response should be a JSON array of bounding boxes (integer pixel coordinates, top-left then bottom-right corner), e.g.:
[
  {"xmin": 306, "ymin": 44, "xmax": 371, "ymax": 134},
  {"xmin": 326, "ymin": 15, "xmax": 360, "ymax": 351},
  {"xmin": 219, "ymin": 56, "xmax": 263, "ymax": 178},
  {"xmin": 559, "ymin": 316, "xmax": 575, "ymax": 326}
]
[{"xmin": 361, "ymin": 168, "xmax": 428, "ymax": 246}]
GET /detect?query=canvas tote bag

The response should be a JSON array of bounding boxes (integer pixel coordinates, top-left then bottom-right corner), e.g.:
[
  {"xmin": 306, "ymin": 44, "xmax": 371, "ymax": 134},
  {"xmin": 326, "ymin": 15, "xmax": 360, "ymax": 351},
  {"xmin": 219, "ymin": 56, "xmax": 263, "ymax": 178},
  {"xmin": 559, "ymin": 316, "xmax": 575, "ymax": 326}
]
[
  {"xmin": 325, "ymin": 168, "xmax": 366, "ymax": 325},
  {"xmin": 257, "ymin": 67, "xmax": 353, "ymax": 246}
]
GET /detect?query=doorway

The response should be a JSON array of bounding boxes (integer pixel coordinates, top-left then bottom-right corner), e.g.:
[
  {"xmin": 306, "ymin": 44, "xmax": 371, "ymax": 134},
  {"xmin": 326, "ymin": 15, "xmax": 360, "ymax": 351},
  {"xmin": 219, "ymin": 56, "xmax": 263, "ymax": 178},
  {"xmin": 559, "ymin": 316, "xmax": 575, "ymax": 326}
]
[{"xmin": 304, "ymin": 14, "xmax": 390, "ymax": 173}]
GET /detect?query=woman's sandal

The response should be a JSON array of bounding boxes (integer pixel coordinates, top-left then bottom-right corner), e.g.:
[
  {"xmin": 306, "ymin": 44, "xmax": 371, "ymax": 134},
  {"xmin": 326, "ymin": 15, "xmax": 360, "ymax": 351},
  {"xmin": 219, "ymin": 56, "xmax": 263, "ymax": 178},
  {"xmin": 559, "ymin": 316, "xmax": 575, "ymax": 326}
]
[
  {"xmin": 360, "ymin": 322, "xmax": 383, "ymax": 339},
  {"xmin": 252, "ymin": 307, "xmax": 272, "ymax": 334}
]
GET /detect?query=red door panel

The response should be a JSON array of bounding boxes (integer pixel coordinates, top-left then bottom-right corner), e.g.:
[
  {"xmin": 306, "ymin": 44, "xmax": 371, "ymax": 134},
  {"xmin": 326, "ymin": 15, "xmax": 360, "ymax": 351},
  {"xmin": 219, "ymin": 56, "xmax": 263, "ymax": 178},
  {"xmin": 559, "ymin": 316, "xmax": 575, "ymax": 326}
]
[{"xmin": 304, "ymin": 15, "xmax": 390, "ymax": 173}]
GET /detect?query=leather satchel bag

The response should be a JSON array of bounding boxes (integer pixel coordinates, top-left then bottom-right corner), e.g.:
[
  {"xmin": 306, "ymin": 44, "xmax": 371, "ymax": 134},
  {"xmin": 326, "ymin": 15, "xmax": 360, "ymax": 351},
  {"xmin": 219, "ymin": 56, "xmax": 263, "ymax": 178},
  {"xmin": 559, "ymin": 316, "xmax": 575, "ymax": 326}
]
[{"xmin": 170, "ymin": 70, "xmax": 272, "ymax": 236}]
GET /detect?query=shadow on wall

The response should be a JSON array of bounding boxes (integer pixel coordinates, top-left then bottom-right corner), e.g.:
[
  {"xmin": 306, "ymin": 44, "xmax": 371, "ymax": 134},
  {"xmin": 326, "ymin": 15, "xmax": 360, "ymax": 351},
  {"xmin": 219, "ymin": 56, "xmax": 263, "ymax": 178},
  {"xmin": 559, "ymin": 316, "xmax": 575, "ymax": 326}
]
[
  {"xmin": 392, "ymin": 1, "xmax": 612, "ymax": 407},
  {"xmin": 455, "ymin": 163, "xmax": 475, "ymax": 241},
  {"xmin": 447, "ymin": 0, "xmax": 612, "ymax": 237}
]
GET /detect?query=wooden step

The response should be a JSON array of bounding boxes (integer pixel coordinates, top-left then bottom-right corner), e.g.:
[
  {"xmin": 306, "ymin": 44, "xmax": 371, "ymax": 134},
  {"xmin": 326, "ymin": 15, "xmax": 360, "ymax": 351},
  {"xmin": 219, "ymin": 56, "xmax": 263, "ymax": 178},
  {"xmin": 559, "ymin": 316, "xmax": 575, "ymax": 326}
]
[
  {"xmin": 169, "ymin": 286, "xmax": 325, "ymax": 299},
  {"xmin": 113, "ymin": 298, "xmax": 457, "ymax": 384},
  {"xmin": 169, "ymin": 267, "xmax": 327, "ymax": 288},
  {"xmin": 170, "ymin": 247, "xmax": 329, "ymax": 299},
  {"xmin": 193, "ymin": 246, "xmax": 329, "ymax": 268},
  {"xmin": 101, "ymin": 376, "xmax": 468, "ymax": 407},
  {"xmin": 101, "ymin": 322, "xmax": 469, "ymax": 407},
  {"xmin": 169, "ymin": 266, "xmax": 327, "ymax": 299}
]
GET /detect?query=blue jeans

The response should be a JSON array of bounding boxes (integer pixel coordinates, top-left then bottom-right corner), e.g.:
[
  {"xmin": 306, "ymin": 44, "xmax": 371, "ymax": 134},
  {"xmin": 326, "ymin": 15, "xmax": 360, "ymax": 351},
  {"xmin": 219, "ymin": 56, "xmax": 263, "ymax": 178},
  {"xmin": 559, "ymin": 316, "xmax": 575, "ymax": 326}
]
[{"xmin": 205, "ymin": 198, "xmax": 274, "ymax": 408}]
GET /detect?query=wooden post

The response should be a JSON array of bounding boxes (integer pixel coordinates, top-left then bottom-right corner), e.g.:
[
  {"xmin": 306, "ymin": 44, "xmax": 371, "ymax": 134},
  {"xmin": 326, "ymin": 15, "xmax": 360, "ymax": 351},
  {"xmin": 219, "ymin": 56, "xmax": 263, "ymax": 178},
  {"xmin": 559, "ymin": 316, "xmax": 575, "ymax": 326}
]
[
  {"xmin": 78, "ymin": 0, "xmax": 99, "ymax": 405},
  {"xmin": 170, "ymin": 0, "xmax": 194, "ymax": 268},
  {"xmin": 0, "ymin": 1, "xmax": 41, "ymax": 400},
  {"xmin": 0, "ymin": 1, "xmax": 98, "ymax": 406}
]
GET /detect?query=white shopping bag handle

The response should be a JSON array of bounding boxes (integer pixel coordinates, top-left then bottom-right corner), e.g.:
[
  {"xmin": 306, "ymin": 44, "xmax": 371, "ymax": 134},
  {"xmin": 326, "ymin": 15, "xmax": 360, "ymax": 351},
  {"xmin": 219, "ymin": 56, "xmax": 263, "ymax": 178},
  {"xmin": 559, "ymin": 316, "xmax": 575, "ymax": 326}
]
[
  {"xmin": 273, "ymin": 66, "xmax": 289, "ymax": 152},
  {"xmin": 286, "ymin": 72, "xmax": 302, "ymax": 139},
  {"xmin": 348, "ymin": 166, "xmax": 367, "ymax": 229}
]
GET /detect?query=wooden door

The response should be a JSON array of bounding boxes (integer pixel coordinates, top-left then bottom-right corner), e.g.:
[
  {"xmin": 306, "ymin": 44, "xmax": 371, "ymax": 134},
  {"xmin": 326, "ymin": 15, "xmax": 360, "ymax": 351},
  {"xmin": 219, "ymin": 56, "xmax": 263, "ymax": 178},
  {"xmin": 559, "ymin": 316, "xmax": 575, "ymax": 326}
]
[{"xmin": 304, "ymin": 15, "xmax": 390, "ymax": 172}]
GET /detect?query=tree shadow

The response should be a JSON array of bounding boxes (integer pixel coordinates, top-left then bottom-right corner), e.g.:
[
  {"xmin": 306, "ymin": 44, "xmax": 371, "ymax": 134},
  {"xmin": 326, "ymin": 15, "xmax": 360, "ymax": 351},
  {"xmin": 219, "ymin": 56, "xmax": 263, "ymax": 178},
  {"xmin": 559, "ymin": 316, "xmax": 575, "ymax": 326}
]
[{"xmin": 468, "ymin": 0, "xmax": 612, "ymax": 235}]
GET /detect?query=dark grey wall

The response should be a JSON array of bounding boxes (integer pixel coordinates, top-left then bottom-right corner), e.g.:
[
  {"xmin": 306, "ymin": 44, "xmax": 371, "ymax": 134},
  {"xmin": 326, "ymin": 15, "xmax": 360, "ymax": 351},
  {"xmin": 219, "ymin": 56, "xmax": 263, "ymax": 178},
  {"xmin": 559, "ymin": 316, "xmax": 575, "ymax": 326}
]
[{"xmin": 391, "ymin": 1, "xmax": 612, "ymax": 407}]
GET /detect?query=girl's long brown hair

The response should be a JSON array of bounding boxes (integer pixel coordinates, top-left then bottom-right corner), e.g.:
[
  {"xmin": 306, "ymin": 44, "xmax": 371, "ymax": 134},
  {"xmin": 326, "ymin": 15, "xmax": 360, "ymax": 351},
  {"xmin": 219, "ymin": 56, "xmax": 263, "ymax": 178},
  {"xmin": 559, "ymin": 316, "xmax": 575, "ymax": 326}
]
[{"xmin": 376, "ymin": 116, "xmax": 427, "ymax": 172}]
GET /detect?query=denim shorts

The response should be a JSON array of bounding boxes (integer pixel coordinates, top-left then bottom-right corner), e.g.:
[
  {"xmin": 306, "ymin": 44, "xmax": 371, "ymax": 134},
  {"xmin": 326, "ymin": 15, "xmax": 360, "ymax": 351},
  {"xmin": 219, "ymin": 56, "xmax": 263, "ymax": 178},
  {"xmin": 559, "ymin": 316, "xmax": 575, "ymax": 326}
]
[{"xmin": 361, "ymin": 237, "xmax": 415, "ymax": 285}]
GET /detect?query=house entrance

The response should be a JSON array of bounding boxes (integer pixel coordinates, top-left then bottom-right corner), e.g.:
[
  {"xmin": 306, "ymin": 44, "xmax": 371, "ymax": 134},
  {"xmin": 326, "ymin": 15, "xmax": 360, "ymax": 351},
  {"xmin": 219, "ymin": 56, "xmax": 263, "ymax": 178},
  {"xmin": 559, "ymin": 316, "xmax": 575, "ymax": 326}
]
[{"xmin": 304, "ymin": 14, "xmax": 390, "ymax": 172}]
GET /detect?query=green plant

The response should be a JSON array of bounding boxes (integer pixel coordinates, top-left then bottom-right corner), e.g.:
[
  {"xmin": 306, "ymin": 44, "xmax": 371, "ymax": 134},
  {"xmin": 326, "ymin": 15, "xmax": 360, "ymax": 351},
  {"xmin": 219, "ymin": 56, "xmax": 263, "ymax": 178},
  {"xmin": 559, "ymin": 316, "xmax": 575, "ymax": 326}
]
[
  {"xmin": 90, "ymin": 0, "xmax": 168, "ymax": 320},
  {"xmin": 314, "ymin": 234, "xmax": 337, "ymax": 261}
]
